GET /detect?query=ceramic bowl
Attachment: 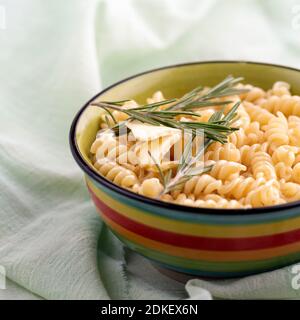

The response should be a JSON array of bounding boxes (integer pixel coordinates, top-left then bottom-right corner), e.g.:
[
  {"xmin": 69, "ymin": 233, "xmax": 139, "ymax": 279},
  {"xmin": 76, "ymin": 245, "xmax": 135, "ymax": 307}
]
[{"xmin": 70, "ymin": 61, "xmax": 300, "ymax": 278}]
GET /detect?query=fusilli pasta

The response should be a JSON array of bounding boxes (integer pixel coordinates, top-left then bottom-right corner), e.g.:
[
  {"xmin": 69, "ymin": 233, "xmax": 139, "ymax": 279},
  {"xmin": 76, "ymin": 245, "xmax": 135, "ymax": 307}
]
[{"xmin": 90, "ymin": 80, "xmax": 300, "ymax": 208}]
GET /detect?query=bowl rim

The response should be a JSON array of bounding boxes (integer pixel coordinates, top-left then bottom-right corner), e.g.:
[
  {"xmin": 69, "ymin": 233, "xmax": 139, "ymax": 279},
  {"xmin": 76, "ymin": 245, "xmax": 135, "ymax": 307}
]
[{"xmin": 69, "ymin": 60, "xmax": 300, "ymax": 215}]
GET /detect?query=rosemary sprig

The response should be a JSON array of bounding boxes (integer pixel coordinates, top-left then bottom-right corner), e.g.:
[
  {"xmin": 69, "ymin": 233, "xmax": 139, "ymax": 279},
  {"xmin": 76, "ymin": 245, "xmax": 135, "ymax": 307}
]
[
  {"xmin": 92, "ymin": 76, "xmax": 247, "ymax": 136},
  {"xmin": 91, "ymin": 76, "xmax": 248, "ymax": 195},
  {"xmin": 162, "ymin": 101, "xmax": 241, "ymax": 194},
  {"xmin": 91, "ymin": 101, "xmax": 239, "ymax": 142},
  {"xmin": 166, "ymin": 75, "xmax": 248, "ymax": 111}
]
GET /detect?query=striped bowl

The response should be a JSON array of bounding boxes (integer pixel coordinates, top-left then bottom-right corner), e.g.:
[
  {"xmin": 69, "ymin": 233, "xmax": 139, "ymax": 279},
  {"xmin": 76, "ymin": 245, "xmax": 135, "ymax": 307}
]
[{"xmin": 70, "ymin": 61, "xmax": 300, "ymax": 278}]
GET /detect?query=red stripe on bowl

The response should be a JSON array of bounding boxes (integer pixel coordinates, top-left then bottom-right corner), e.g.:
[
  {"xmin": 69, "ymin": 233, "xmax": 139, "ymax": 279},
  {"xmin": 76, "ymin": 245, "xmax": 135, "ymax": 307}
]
[{"xmin": 90, "ymin": 189, "xmax": 300, "ymax": 251}]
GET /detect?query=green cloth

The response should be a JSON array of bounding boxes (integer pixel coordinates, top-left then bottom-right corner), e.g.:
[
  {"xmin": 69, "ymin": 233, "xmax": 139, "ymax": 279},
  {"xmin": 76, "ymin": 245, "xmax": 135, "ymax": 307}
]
[{"xmin": 1, "ymin": 0, "xmax": 300, "ymax": 300}]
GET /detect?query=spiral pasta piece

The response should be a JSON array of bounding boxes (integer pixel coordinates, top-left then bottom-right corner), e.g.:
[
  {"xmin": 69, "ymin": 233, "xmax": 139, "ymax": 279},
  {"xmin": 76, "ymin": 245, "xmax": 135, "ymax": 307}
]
[
  {"xmin": 219, "ymin": 176, "xmax": 267, "ymax": 200},
  {"xmin": 91, "ymin": 131, "xmax": 139, "ymax": 168},
  {"xmin": 222, "ymin": 95, "xmax": 249, "ymax": 123},
  {"xmin": 268, "ymin": 81, "xmax": 291, "ymax": 97},
  {"xmin": 288, "ymin": 115, "xmax": 300, "ymax": 129},
  {"xmin": 261, "ymin": 95, "xmax": 300, "ymax": 117},
  {"xmin": 272, "ymin": 145, "xmax": 298, "ymax": 166},
  {"xmin": 232, "ymin": 103, "xmax": 251, "ymax": 129},
  {"xmin": 245, "ymin": 121, "xmax": 264, "ymax": 145},
  {"xmin": 251, "ymin": 151, "xmax": 277, "ymax": 180},
  {"xmin": 136, "ymin": 178, "xmax": 164, "ymax": 198},
  {"xmin": 280, "ymin": 181, "xmax": 300, "ymax": 202},
  {"xmin": 293, "ymin": 163, "xmax": 300, "ymax": 184},
  {"xmin": 209, "ymin": 160, "xmax": 246, "ymax": 181},
  {"xmin": 94, "ymin": 158, "xmax": 138, "ymax": 188},
  {"xmin": 275, "ymin": 163, "xmax": 293, "ymax": 182},
  {"xmin": 288, "ymin": 116, "xmax": 300, "ymax": 147},
  {"xmin": 237, "ymin": 84, "xmax": 266, "ymax": 103},
  {"xmin": 227, "ymin": 128, "xmax": 248, "ymax": 148},
  {"xmin": 182, "ymin": 174, "xmax": 222, "ymax": 197},
  {"xmin": 264, "ymin": 112, "xmax": 289, "ymax": 153},
  {"xmin": 204, "ymin": 143, "xmax": 241, "ymax": 162},
  {"xmin": 245, "ymin": 180, "xmax": 283, "ymax": 207},
  {"xmin": 240, "ymin": 143, "xmax": 268, "ymax": 166},
  {"xmin": 274, "ymin": 149, "xmax": 298, "ymax": 184},
  {"xmin": 243, "ymin": 101, "xmax": 275, "ymax": 126}
]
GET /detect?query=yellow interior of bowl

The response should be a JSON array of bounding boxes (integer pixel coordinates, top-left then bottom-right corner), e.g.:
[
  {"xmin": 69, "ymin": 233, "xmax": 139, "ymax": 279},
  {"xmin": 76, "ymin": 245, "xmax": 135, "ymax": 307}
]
[{"xmin": 75, "ymin": 62, "xmax": 300, "ymax": 165}]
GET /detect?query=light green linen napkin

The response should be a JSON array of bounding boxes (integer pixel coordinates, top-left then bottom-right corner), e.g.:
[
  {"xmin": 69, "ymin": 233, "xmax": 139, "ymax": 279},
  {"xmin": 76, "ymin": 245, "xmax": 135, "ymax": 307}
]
[{"xmin": 0, "ymin": 0, "xmax": 300, "ymax": 300}]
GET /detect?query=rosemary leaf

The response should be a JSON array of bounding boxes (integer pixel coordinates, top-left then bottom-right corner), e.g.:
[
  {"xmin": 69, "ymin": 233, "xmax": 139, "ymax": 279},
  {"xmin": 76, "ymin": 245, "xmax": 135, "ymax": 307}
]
[
  {"xmin": 130, "ymin": 98, "xmax": 177, "ymax": 111},
  {"xmin": 100, "ymin": 99, "xmax": 131, "ymax": 105}
]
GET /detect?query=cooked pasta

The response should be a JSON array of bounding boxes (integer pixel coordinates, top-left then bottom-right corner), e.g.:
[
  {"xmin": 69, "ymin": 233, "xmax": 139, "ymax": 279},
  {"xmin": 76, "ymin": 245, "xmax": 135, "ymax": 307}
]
[
  {"xmin": 219, "ymin": 176, "xmax": 267, "ymax": 200},
  {"xmin": 193, "ymin": 109, "xmax": 215, "ymax": 122},
  {"xmin": 209, "ymin": 160, "xmax": 246, "ymax": 181},
  {"xmin": 264, "ymin": 112, "xmax": 289, "ymax": 153},
  {"xmin": 288, "ymin": 116, "xmax": 300, "ymax": 147},
  {"xmin": 227, "ymin": 128, "xmax": 248, "ymax": 148},
  {"xmin": 271, "ymin": 145, "xmax": 298, "ymax": 182},
  {"xmin": 244, "ymin": 182, "xmax": 284, "ymax": 207},
  {"xmin": 244, "ymin": 121, "xmax": 264, "ymax": 145},
  {"xmin": 280, "ymin": 181, "xmax": 300, "ymax": 202},
  {"xmin": 234, "ymin": 103, "xmax": 251, "ymax": 129},
  {"xmin": 99, "ymin": 100, "xmax": 138, "ymax": 129},
  {"xmin": 182, "ymin": 174, "xmax": 222, "ymax": 197},
  {"xmin": 243, "ymin": 101, "xmax": 275, "ymax": 126},
  {"xmin": 240, "ymin": 143, "xmax": 268, "ymax": 166},
  {"xmin": 272, "ymin": 145, "xmax": 298, "ymax": 166},
  {"xmin": 146, "ymin": 91, "xmax": 165, "ymax": 104},
  {"xmin": 204, "ymin": 143, "xmax": 241, "ymax": 162},
  {"xmin": 261, "ymin": 95, "xmax": 300, "ymax": 117},
  {"xmin": 89, "ymin": 79, "xmax": 300, "ymax": 209},
  {"xmin": 174, "ymin": 193, "xmax": 249, "ymax": 209},
  {"xmin": 236, "ymin": 84, "xmax": 266, "ymax": 103},
  {"xmin": 274, "ymin": 163, "xmax": 293, "ymax": 182},
  {"xmin": 251, "ymin": 151, "xmax": 277, "ymax": 180},
  {"xmin": 94, "ymin": 158, "xmax": 138, "ymax": 188},
  {"xmin": 91, "ymin": 131, "xmax": 139, "ymax": 170},
  {"xmin": 293, "ymin": 163, "xmax": 300, "ymax": 184},
  {"xmin": 268, "ymin": 81, "xmax": 291, "ymax": 97},
  {"xmin": 135, "ymin": 178, "xmax": 164, "ymax": 198}
]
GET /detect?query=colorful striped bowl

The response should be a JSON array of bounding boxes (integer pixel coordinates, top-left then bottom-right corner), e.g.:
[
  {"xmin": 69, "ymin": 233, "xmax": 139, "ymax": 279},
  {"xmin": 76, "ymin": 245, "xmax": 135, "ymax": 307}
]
[{"xmin": 70, "ymin": 61, "xmax": 300, "ymax": 278}]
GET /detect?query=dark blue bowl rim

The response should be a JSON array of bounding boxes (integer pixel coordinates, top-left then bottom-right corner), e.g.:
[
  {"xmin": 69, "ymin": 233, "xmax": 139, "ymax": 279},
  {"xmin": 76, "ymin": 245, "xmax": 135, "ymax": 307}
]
[{"xmin": 69, "ymin": 60, "xmax": 300, "ymax": 215}]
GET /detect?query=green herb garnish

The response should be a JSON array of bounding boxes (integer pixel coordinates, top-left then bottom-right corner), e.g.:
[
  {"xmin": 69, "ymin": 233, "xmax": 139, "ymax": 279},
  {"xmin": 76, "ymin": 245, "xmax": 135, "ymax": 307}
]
[{"xmin": 92, "ymin": 76, "xmax": 247, "ymax": 195}]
